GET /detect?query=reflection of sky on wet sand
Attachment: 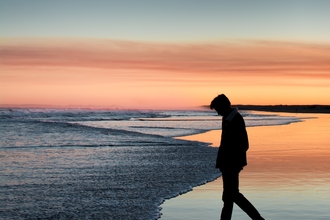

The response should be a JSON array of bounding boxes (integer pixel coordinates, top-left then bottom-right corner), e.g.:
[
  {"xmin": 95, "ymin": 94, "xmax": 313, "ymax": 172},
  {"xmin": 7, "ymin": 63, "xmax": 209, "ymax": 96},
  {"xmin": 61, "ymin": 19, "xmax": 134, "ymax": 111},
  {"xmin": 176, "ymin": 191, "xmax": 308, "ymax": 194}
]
[{"xmin": 161, "ymin": 113, "xmax": 330, "ymax": 220}]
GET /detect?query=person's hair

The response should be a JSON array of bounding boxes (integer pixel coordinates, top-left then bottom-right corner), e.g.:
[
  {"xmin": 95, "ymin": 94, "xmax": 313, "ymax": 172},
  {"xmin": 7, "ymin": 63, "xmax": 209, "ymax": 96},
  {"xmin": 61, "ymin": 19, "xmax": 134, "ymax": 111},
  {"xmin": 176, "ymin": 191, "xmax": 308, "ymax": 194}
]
[{"xmin": 210, "ymin": 94, "xmax": 231, "ymax": 109}]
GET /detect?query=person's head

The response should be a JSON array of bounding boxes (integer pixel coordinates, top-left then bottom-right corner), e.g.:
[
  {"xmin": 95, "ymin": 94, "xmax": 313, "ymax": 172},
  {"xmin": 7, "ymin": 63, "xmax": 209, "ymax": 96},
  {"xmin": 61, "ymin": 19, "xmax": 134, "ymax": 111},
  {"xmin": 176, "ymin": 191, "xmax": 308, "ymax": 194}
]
[{"xmin": 210, "ymin": 94, "xmax": 231, "ymax": 116}]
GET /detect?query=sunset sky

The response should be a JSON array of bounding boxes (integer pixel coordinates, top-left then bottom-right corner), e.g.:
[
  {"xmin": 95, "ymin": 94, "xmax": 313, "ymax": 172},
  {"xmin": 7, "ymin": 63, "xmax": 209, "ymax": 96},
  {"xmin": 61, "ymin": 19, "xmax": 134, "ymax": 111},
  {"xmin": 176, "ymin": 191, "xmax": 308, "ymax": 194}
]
[{"xmin": 1, "ymin": 1, "xmax": 330, "ymax": 109}]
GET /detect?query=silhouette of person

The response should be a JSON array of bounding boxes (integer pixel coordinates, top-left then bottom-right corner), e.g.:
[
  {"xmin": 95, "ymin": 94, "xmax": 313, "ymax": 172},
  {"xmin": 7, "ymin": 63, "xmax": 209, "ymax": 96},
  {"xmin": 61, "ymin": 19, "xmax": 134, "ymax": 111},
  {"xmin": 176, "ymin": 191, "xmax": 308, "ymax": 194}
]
[{"xmin": 210, "ymin": 94, "xmax": 265, "ymax": 220}]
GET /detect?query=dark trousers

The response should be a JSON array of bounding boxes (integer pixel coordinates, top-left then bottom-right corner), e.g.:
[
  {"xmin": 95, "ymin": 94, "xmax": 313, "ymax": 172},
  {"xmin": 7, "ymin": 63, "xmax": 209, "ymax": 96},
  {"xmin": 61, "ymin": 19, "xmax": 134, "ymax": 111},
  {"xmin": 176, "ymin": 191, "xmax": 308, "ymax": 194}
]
[{"xmin": 220, "ymin": 169, "xmax": 264, "ymax": 220}]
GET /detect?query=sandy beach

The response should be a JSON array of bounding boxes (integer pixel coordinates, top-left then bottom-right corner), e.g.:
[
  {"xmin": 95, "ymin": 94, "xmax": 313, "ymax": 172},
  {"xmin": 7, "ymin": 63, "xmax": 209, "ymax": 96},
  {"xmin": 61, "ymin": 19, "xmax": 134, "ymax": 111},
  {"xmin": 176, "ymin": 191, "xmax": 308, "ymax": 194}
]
[{"xmin": 160, "ymin": 112, "xmax": 330, "ymax": 220}]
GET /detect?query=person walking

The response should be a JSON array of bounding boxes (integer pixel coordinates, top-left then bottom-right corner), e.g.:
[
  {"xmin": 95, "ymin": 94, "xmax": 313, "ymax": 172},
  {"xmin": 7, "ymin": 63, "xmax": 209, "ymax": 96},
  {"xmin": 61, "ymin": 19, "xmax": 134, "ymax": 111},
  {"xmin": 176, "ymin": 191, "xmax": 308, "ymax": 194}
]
[{"xmin": 210, "ymin": 94, "xmax": 265, "ymax": 220}]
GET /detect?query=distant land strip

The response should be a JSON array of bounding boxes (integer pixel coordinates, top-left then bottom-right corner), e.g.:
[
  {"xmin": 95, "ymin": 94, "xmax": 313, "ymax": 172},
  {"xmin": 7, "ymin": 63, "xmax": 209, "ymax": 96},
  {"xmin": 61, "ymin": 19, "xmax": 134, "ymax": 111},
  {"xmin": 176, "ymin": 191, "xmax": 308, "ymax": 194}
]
[
  {"xmin": 237, "ymin": 105, "xmax": 330, "ymax": 114},
  {"xmin": 204, "ymin": 105, "xmax": 330, "ymax": 114}
]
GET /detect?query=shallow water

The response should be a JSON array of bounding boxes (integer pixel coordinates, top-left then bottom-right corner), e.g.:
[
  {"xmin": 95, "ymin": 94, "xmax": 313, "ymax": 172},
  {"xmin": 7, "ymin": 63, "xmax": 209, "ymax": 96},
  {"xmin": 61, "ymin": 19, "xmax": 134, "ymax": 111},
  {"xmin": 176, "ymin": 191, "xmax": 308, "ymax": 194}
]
[
  {"xmin": 0, "ymin": 109, "xmax": 304, "ymax": 219},
  {"xmin": 161, "ymin": 113, "xmax": 330, "ymax": 220}
]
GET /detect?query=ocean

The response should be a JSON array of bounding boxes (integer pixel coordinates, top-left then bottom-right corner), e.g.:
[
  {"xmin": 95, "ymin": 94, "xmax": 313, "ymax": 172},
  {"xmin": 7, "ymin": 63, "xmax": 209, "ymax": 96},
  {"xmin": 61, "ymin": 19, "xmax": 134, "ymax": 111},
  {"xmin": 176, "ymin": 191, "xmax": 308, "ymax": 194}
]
[{"xmin": 0, "ymin": 108, "xmax": 301, "ymax": 219}]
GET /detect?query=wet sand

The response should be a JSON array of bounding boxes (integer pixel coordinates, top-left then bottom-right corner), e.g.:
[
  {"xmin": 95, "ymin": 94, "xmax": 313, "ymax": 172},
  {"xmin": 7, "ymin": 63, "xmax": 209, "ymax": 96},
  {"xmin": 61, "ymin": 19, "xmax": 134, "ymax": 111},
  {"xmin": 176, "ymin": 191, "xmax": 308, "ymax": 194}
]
[{"xmin": 160, "ymin": 113, "xmax": 330, "ymax": 220}]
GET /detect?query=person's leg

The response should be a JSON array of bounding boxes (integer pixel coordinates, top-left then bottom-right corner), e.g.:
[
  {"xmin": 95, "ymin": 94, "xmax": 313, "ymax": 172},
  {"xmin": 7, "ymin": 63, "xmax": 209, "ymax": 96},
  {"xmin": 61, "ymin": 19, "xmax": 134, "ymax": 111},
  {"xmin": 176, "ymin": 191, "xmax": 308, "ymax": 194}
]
[
  {"xmin": 233, "ymin": 171, "xmax": 265, "ymax": 220},
  {"xmin": 220, "ymin": 171, "xmax": 239, "ymax": 220},
  {"xmin": 235, "ymin": 193, "xmax": 265, "ymax": 220}
]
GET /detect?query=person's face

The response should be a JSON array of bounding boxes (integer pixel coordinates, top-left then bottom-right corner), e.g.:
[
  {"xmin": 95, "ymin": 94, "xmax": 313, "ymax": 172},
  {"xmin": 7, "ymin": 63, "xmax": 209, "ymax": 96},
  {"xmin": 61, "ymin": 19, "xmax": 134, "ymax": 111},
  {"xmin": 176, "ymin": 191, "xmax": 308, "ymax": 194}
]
[{"xmin": 214, "ymin": 106, "xmax": 227, "ymax": 116}]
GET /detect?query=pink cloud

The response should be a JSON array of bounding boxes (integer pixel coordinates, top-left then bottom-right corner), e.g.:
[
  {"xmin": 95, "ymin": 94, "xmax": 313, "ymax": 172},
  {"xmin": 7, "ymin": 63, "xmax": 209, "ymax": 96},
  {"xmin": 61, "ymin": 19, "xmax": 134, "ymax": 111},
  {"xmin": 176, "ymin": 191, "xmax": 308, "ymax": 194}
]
[{"xmin": 1, "ymin": 38, "xmax": 329, "ymax": 77}]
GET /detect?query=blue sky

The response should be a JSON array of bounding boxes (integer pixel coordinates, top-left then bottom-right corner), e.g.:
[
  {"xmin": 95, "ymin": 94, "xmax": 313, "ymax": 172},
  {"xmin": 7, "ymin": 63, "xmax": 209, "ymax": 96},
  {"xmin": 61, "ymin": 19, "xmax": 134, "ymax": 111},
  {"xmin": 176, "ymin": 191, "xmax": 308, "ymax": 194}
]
[
  {"xmin": 1, "ymin": 0, "xmax": 330, "ymax": 43},
  {"xmin": 1, "ymin": 1, "xmax": 330, "ymax": 108}
]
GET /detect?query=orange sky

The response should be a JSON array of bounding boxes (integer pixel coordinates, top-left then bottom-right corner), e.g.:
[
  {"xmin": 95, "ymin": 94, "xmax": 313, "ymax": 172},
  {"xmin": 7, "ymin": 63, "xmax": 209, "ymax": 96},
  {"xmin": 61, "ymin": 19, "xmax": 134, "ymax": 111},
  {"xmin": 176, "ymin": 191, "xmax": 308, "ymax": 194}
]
[{"xmin": 1, "ymin": 38, "xmax": 330, "ymax": 109}]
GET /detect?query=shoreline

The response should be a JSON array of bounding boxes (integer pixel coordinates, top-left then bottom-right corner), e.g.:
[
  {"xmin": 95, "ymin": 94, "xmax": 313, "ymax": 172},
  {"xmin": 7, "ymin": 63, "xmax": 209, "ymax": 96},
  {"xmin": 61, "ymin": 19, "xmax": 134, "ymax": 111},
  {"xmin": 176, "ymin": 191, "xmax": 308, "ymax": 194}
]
[{"xmin": 160, "ymin": 112, "xmax": 330, "ymax": 220}]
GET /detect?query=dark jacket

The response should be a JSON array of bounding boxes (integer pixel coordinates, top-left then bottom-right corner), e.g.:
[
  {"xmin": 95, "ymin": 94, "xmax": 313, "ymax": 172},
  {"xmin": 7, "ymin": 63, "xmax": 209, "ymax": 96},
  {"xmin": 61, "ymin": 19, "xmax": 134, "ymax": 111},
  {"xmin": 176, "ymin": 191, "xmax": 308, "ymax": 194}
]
[{"xmin": 216, "ymin": 108, "xmax": 249, "ymax": 171}]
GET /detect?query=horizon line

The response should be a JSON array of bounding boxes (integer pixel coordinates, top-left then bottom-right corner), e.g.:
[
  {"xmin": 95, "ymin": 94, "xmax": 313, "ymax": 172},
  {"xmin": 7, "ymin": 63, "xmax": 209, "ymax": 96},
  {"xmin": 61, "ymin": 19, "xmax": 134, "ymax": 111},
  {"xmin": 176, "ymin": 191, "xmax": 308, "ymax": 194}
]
[{"xmin": 1, "ymin": 103, "xmax": 329, "ymax": 109}]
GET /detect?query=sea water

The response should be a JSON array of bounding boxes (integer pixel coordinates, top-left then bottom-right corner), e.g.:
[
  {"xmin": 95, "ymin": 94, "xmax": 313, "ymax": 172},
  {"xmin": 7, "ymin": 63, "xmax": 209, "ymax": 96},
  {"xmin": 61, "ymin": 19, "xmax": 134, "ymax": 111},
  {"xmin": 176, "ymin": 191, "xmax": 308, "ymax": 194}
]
[{"xmin": 0, "ymin": 108, "xmax": 301, "ymax": 219}]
